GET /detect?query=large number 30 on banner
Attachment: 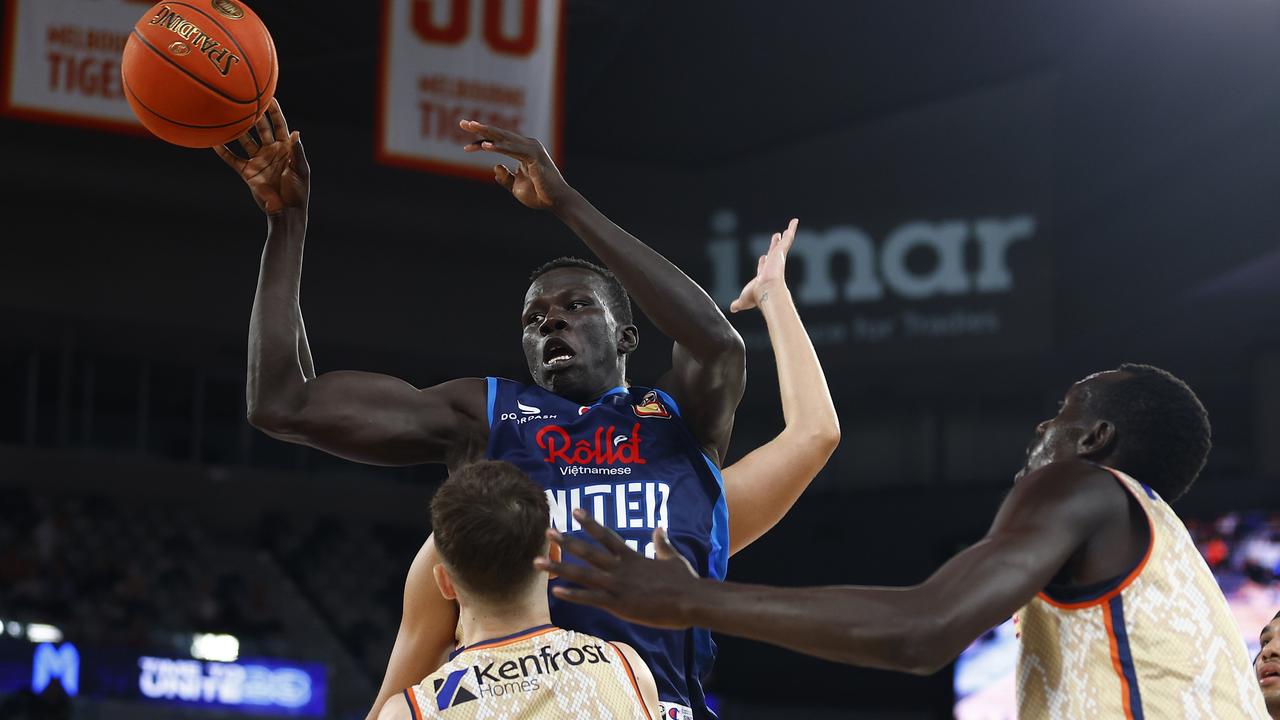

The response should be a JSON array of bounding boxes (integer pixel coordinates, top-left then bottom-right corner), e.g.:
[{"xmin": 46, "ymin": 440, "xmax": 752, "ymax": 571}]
[
  {"xmin": 377, "ymin": 0, "xmax": 564, "ymax": 178},
  {"xmin": 1, "ymin": 0, "xmax": 149, "ymax": 132}
]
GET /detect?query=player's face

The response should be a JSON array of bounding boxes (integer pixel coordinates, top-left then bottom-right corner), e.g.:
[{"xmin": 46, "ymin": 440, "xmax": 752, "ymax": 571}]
[
  {"xmin": 1016, "ymin": 371, "xmax": 1124, "ymax": 480},
  {"xmin": 1258, "ymin": 616, "xmax": 1280, "ymax": 715},
  {"xmin": 521, "ymin": 268, "xmax": 629, "ymax": 401}
]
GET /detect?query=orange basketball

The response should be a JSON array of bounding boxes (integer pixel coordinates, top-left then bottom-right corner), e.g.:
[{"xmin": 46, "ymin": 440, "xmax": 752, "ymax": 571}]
[{"xmin": 121, "ymin": 0, "xmax": 278, "ymax": 148}]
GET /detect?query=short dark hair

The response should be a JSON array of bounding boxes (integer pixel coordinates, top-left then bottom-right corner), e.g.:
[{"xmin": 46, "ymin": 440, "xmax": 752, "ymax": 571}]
[
  {"xmin": 1086, "ymin": 363, "xmax": 1211, "ymax": 501},
  {"xmin": 530, "ymin": 257, "xmax": 634, "ymax": 326},
  {"xmin": 431, "ymin": 461, "xmax": 549, "ymax": 602}
]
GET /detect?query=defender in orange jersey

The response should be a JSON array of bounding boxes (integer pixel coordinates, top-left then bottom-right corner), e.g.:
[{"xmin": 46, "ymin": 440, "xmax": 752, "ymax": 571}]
[
  {"xmin": 376, "ymin": 461, "xmax": 658, "ymax": 720},
  {"xmin": 547, "ymin": 365, "xmax": 1270, "ymax": 719}
]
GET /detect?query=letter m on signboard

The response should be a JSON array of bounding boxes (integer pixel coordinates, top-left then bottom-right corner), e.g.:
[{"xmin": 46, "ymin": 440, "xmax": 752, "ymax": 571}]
[{"xmin": 32, "ymin": 642, "xmax": 79, "ymax": 696}]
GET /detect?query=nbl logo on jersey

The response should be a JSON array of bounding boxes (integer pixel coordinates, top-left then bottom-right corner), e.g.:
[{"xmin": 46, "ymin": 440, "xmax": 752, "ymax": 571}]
[{"xmin": 633, "ymin": 391, "xmax": 672, "ymax": 419}]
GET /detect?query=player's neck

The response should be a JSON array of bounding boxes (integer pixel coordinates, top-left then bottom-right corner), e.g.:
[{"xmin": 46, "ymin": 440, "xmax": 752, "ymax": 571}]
[{"xmin": 457, "ymin": 591, "xmax": 552, "ymax": 648}]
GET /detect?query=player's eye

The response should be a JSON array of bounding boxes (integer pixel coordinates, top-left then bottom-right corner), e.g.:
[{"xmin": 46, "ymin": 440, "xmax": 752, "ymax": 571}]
[
  {"xmin": 525, "ymin": 313, "xmax": 544, "ymax": 326},
  {"xmin": 567, "ymin": 301, "xmax": 587, "ymax": 311}
]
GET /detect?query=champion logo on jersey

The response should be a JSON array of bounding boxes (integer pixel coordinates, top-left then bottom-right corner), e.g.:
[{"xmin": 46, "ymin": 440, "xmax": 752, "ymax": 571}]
[
  {"xmin": 659, "ymin": 702, "xmax": 694, "ymax": 720},
  {"xmin": 633, "ymin": 391, "xmax": 672, "ymax": 419}
]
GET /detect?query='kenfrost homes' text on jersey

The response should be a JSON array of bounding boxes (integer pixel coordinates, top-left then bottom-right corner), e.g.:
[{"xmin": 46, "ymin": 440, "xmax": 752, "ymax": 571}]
[{"xmin": 485, "ymin": 378, "xmax": 728, "ymax": 720}]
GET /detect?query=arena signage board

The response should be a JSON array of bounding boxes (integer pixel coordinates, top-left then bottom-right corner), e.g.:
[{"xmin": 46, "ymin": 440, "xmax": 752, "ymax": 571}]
[
  {"xmin": 598, "ymin": 77, "xmax": 1057, "ymax": 362},
  {"xmin": 377, "ymin": 0, "xmax": 564, "ymax": 178},
  {"xmin": 0, "ymin": 639, "xmax": 327, "ymax": 717},
  {"xmin": 0, "ymin": 0, "xmax": 148, "ymax": 133}
]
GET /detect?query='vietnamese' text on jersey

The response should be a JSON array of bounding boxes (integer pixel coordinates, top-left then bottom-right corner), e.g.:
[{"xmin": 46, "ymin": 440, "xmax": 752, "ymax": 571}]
[{"xmin": 486, "ymin": 378, "xmax": 728, "ymax": 720}]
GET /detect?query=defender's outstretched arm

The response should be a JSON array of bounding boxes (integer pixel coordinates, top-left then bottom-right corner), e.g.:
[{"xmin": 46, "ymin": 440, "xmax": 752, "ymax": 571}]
[
  {"xmin": 541, "ymin": 461, "xmax": 1122, "ymax": 674},
  {"xmin": 721, "ymin": 219, "xmax": 840, "ymax": 555}
]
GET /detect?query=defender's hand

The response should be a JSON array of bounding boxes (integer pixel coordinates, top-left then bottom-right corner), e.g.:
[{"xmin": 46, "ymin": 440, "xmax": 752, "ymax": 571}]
[
  {"xmin": 536, "ymin": 509, "xmax": 701, "ymax": 631},
  {"xmin": 459, "ymin": 119, "xmax": 570, "ymax": 210},
  {"xmin": 730, "ymin": 218, "xmax": 797, "ymax": 313},
  {"xmin": 215, "ymin": 98, "xmax": 309, "ymax": 215}
]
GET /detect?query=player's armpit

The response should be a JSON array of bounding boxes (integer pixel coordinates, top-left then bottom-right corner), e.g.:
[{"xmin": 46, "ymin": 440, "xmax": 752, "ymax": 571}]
[
  {"xmin": 610, "ymin": 641, "xmax": 661, "ymax": 720},
  {"xmin": 365, "ymin": 535, "xmax": 459, "ymax": 720},
  {"xmin": 252, "ymin": 375, "xmax": 488, "ymax": 467},
  {"xmin": 656, "ymin": 340, "xmax": 746, "ymax": 465}
]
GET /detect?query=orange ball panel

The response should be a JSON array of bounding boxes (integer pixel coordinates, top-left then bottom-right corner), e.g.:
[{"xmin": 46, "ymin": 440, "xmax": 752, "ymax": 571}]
[{"xmin": 121, "ymin": 0, "xmax": 278, "ymax": 148}]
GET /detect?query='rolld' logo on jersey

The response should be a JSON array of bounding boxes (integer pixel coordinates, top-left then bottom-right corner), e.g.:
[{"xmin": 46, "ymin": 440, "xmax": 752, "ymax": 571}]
[{"xmin": 535, "ymin": 423, "xmax": 646, "ymax": 466}]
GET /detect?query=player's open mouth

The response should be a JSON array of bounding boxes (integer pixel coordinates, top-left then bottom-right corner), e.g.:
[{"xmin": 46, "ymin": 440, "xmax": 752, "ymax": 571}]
[
  {"xmin": 542, "ymin": 338, "xmax": 577, "ymax": 368},
  {"xmin": 1259, "ymin": 663, "xmax": 1280, "ymax": 685}
]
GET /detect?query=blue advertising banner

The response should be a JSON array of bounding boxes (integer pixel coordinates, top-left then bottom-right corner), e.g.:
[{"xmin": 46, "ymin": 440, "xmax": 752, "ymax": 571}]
[{"xmin": 1, "ymin": 639, "xmax": 327, "ymax": 717}]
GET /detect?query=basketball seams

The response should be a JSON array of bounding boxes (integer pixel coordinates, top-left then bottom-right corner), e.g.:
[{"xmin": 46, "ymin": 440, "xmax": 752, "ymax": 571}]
[{"xmin": 123, "ymin": 72, "xmax": 257, "ymax": 131}]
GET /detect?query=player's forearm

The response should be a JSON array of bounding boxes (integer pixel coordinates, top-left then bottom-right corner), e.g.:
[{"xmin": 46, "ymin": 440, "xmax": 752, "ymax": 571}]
[
  {"xmin": 682, "ymin": 580, "xmax": 942, "ymax": 674},
  {"xmin": 246, "ymin": 208, "xmax": 312, "ymax": 428},
  {"xmin": 759, "ymin": 286, "xmax": 839, "ymax": 444},
  {"xmin": 552, "ymin": 190, "xmax": 741, "ymax": 359}
]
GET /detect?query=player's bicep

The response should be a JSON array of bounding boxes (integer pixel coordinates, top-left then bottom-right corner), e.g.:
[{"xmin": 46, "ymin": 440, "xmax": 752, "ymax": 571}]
[
  {"xmin": 915, "ymin": 463, "xmax": 1116, "ymax": 658},
  {"xmin": 282, "ymin": 375, "xmax": 486, "ymax": 465},
  {"xmin": 611, "ymin": 642, "xmax": 661, "ymax": 720},
  {"xmin": 657, "ymin": 341, "xmax": 745, "ymax": 462}
]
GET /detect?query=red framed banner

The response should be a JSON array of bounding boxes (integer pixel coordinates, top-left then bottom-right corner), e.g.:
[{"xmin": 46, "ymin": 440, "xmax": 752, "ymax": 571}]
[
  {"xmin": 377, "ymin": 0, "xmax": 565, "ymax": 179},
  {"xmin": 1, "ymin": 0, "xmax": 150, "ymax": 135}
]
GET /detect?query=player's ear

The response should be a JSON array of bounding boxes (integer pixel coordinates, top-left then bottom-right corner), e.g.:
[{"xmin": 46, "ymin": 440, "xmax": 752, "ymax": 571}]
[
  {"xmin": 617, "ymin": 325, "xmax": 638, "ymax": 356},
  {"xmin": 1077, "ymin": 419, "xmax": 1116, "ymax": 459},
  {"xmin": 433, "ymin": 563, "xmax": 458, "ymax": 601},
  {"xmin": 544, "ymin": 539, "xmax": 561, "ymax": 581}
]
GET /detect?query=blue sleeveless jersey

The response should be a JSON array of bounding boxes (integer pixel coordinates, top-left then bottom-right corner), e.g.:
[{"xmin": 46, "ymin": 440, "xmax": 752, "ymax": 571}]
[{"xmin": 485, "ymin": 377, "xmax": 728, "ymax": 719}]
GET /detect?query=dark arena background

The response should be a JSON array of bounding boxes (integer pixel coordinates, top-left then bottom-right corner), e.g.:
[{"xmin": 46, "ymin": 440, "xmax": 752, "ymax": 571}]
[{"xmin": 2, "ymin": 1, "xmax": 1280, "ymax": 718}]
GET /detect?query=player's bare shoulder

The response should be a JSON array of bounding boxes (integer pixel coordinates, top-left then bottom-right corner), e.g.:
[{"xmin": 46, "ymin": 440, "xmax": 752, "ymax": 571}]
[{"xmin": 420, "ymin": 377, "xmax": 490, "ymax": 467}]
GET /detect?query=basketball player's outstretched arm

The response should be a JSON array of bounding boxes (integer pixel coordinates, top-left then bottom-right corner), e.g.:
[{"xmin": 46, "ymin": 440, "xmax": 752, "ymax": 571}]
[
  {"xmin": 218, "ymin": 100, "xmax": 487, "ymax": 467},
  {"xmin": 541, "ymin": 460, "xmax": 1126, "ymax": 674},
  {"xmin": 366, "ymin": 535, "xmax": 458, "ymax": 720},
  {"xmin": 459, "ymin": 120, "xmax": 745, "ymax": 464},
  {"xmin": 721, "ymin": 219, "xmax": 840, "ymax": 555}
]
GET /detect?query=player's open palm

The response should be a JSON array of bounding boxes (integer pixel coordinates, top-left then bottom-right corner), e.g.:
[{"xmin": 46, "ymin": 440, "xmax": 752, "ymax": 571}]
[
  {"xmin": 538, "ymin": 509, "xmax": 702, "ymax": 631},
  {"xmin": 730, "ymin": 218, "xmax": 798, "ymax": 313},
  {"xmin": 459, "ymin": 119, "xmax": 570, "ymax": 210},
  {"xmin": 215, "ymin": 99, "xmax": 309, "ymax": 215}
]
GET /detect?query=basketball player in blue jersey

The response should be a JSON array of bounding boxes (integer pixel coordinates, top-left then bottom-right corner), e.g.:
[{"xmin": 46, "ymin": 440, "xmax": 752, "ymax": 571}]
[
  {"xmin": 1258, "ymin": 611, "xmax": 1280, "ymax": 717},
  {"xmin": 548, "ymin": 368, "xmax": 1271, "ymax": 718},
  {"xmin": 218, "ymin": 102, "xmax": 838, "ymax": 720},
  {"xmin": 372, "ymin": 219, "xmax": 838, "ymax": 719}
]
